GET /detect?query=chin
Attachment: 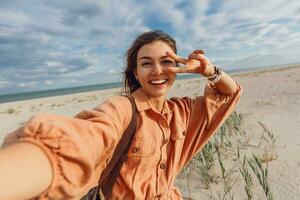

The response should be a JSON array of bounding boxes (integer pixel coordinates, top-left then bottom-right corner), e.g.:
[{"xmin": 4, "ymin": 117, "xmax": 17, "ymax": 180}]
[
  {"xmin": 142, "ymin": 85, "xmax": 171, "ymax": 99},
  {"xmin": 149, "ymin": 90, "xmax": 168, "ymax": 98}
]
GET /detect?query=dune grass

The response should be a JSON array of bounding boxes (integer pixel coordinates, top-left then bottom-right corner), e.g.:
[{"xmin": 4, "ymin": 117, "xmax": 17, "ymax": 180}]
[
  {"xmin": 179, "ymin": 111, "xmax": 277, "ymax": 200},
  {"xmin": 0, "ymin": 108, "xmax": 20, "ymax": 114}
]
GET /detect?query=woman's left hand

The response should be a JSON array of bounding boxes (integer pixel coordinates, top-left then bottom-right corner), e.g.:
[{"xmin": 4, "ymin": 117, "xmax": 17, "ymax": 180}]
[{"xmin": 166, "ymin": 49, "xmax": 215, "ymax": 77}]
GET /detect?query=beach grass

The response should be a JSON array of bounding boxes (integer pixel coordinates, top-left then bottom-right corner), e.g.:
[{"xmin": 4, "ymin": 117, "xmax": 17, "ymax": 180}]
[
  {"xmin": 0, "ymin": 108, "xmax": 20, "ymax": 114},
  {"xmin": 179, "ymin": 111, "xmax": 277, "ymax": 199}
]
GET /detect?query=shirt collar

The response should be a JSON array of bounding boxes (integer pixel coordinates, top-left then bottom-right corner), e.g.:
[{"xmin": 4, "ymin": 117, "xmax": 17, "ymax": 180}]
[{"xmin": 131, "ymin": 88, "xmax": 174, "ymax": 114}]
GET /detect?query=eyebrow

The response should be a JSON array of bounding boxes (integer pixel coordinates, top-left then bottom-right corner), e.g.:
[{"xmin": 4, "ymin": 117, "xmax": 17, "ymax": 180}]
[
  {"xmin": 139, "ymin": 56, "xmax": 151, "ymax": 61},
  {"xmin": 139, "ymin": 55, "xmax": 171, "ymax": 61}
]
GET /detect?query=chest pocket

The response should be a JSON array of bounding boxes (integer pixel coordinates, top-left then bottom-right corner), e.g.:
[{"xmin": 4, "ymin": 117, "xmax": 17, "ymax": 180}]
[
  {"xmin": 127, "ymin": 137, "xmax": 155, "ymax": 157},
  {"xmin": 171, "ymin": 121, "xmax": 186, "ymax": 141}
]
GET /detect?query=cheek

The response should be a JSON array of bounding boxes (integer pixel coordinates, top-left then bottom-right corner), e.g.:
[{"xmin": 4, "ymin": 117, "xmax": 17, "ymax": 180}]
[
  {"xmin": 169, "ymin": 76, "xmax": 176, "ymax": 87},
  {"xmin": 136, "ymin": 67, "xmax": 148, "ymax": 79},
  {"xmin": 169, "ymin": 73, "xmax": 176, "ymax": 81}
]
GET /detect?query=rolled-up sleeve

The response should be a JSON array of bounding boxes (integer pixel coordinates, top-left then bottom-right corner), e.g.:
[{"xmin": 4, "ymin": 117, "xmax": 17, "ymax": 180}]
[
  {"xmin": 204, "ymin": 82, "xmax": 242, "ymax": 131},
  {"xmin": 174, "ymin": 82, "xmax": 242, "ymax": 171},
  {"xmin": 2, "ymin": 96, "xmax": 131, "ymax": 199}
]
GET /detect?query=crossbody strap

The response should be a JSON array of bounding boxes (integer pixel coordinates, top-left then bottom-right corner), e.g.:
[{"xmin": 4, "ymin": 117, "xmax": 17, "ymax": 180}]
[{"xmin": 99, "ymin": 95, "xmax": 137, "ymax": 198}]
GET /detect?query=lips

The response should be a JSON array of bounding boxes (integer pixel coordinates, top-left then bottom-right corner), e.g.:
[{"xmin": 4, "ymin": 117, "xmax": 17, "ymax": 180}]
[{"xmin": 149, "ymin": 79, "xmax": 168, "ymax": 85}]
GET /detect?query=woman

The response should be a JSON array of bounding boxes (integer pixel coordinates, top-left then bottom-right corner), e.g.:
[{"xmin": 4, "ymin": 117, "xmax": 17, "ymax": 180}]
[{"xmin": 0, "ymin": 30, "xmax": 242, "ymax": 199}]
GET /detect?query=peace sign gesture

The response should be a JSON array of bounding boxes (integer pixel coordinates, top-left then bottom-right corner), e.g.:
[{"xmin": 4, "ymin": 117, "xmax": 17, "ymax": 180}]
[{"xmin": 166, "ymin": 50, "xmax": 215, "ymax": 77}]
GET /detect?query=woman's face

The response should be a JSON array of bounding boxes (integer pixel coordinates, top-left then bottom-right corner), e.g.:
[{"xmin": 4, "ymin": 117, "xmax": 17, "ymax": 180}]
[{"xmin": 135, "ymin": 40, "xmax": 176, "ymax": 100}]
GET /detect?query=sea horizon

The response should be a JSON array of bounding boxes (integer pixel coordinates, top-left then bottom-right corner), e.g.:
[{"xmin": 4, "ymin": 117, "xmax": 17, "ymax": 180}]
[{"xmin": 0, "ymin": 64, "xmax": 298, "ymax": 103}]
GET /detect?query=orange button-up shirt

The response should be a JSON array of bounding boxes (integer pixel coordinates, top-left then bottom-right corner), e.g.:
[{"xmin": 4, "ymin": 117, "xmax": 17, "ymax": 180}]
[{"xmin": 4, "ymin": 82, "xmax": 242, "ymax": 200}]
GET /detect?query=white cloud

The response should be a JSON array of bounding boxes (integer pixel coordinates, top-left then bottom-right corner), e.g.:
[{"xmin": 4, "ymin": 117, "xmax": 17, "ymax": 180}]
[
  {"xmin": 58, "ymin": 68, "xmax": 68, "ymax": 73},
  {"xmin": 45, "ymin": 61, "xmax": 62, "ymax": 67},
  {"xmin": 108, "ymin": 69, "xmax": 119, "ymax": 75},
  {"xmin": 0, "ymin": 10, "xmax": 31, "ymax": 28},
  {"xmin": 45, "ymin": 80, "xmax": 53, "ymax": 85},
  {"xmin": 0, "ymin": 0, "xmax": 299, "ymax": 93},
  {"xmin": 18, "ymin": 81, "xmax": 37, "ymax": 88},
  {"xmin": 0, "ymin": 81, "xmax": 10, "ymax": 88},
  {"xmin": 70, "ymin": 79, "xmax": 78, "ymax": 83},
  {"xmin": 160, "ymin": 0, "xmax": 300, "ymax": 53}
]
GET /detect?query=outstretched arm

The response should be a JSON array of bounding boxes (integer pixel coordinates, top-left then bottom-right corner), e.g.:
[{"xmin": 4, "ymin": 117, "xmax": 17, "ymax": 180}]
[
  {"xmin": 0, "ymin": 142, "xmax": 52, "ymax": 200},
  {"xmin": 0, "ymin": 96, "xmax": 132, "ymax": 200}
]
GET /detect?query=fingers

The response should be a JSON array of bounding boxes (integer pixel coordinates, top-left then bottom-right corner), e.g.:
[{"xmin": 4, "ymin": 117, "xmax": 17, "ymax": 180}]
[
  {"xmin": 166, "ymin": 49, "xmax": 209, "ymax": 74},
  {"xmin": 165, "ymin": 51, "xmax": 189, "ymax": 74},
  {"xmin": 166, "ymin": 66, "xmax": 188, "ymax": 74},
  {"xmin": 166, "ymin": 51, "xmax": 187, "ymax": 64},
  {"xmin": 188, "ymin": 49, "xmax": 205, "ymax": 60},
  {"xmin": 188, "ymin": 50, "xmax": 209, "ymax": 67},
  {"xmin": 188, "ymin": 53, "xmax": 203, "ymax": 60},
  {"xmin": 193, "ymin": 49, "xmax": 205, "ymax": 54},
  {"xmin": 167, "ymin": 49, "xmax": 205, "ymax": 64}
]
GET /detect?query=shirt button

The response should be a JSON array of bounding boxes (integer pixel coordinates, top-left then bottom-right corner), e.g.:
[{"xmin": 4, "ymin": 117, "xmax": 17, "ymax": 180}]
[
  {"xmin": 160, "ymin": 163, "xmax": 166, "ymax": 169},
  {"xmin": 182, "ymin": 131, "xmax": 186, "ymax": 136},
  {"xmin": 132, "ymin": 147, "xmax": 139, "ymax": 153}
]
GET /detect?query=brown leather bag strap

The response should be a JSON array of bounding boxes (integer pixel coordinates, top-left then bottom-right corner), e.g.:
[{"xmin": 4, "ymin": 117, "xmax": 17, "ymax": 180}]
[{"xmin": 99, "ymin": 95, "xmax": 137, "ymax": 198}]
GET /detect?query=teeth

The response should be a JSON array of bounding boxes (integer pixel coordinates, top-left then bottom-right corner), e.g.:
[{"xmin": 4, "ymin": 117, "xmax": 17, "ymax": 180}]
[{"xmin": 149, "ymin": 79, "xmax": 167, "ymax": 85}]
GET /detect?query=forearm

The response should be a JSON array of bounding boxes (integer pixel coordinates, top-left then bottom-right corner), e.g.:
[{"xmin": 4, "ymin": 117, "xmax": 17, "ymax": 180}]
[
  {"xmin": 213, "ymin": 71, "xmax": 238, "ymax": 95},
  {"xmin": 0, "ymin": 142, "xmax": 52, "ymax": 200}
]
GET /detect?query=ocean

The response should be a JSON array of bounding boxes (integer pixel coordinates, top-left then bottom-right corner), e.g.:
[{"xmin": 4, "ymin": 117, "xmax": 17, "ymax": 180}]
[
  {"xmin": 0, "ymin": 65, "xmax": 293, "ymax": 103},
  {"xmin": 0, "ymin": 74, "xmax": 201, "ymax": 103}
]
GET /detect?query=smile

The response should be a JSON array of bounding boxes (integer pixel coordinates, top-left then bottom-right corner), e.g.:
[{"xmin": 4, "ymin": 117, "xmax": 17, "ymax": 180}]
[{"xmin": 149, "ymin": 79, "xmax": 168, "ymax": 85}]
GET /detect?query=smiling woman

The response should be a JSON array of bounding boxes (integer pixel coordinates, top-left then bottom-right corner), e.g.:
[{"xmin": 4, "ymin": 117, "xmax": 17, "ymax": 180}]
[
  {"xmin": 133, "ymin": 41, "xmax": 177, "ymax": 111},
  {"xmin": 0, "ymin": 30, "xmax": 242, "ymax": 200}
]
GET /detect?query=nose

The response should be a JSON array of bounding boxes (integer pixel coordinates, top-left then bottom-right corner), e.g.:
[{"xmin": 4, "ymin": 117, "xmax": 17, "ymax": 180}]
[{"xmin": 151, "ymin": 62, "xmax": 164, "ymax": 75}]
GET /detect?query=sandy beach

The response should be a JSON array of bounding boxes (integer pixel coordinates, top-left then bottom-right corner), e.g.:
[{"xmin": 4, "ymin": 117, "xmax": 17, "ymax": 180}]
[{"xmin": 0, "ymin": 65, "xmax": 299, "ymax": 199}]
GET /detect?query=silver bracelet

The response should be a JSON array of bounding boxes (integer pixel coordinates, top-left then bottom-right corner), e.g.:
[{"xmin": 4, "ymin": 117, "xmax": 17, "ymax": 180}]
[{"xmin": 206, "ymin": 66, "xmax": 223, "ymax": 83}]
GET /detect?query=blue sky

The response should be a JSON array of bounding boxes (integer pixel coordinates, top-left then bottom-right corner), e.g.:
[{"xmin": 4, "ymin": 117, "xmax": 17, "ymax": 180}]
[{"xmin": 0, "ymin": 0, "xmax": 300, "ymax": 94}]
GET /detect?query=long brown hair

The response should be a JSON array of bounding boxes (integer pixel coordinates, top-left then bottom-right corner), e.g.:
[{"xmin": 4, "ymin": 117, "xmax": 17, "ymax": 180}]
[{"xmin": 122, "ymin": 30, "xmax": 177, "ymax": 94}]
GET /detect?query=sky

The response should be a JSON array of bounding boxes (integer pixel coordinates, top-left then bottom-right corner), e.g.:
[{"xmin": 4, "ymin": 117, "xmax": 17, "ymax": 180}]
[{"xmin": 0, "ymin": 0, "xmax": 300, "ymax": 95}]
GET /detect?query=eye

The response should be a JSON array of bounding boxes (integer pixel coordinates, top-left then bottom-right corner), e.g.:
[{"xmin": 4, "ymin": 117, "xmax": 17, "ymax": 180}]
[
  {"xmin": 161, "ymin": 59, "xmax": 175, "ymax": 65},
  {"xmin": 141, "ymin": 62, "xmax": 152, "ymax": 66}
]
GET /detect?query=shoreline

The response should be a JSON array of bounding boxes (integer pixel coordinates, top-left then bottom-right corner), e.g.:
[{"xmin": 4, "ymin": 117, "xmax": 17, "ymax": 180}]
[
  {"xmin": 1, "ymin": 63, "xmax": 299, "ymax": 140},
  {"xmin": 1, "ymin": 63, "xmax": 299, "ymax": 104}
]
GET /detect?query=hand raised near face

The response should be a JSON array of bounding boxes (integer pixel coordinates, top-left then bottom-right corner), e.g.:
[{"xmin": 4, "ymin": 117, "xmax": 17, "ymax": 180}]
[{"xmin": 166, "ymin": 49, "xmax": 215, "ymax": 77}]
